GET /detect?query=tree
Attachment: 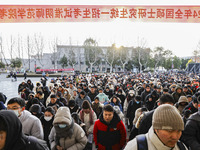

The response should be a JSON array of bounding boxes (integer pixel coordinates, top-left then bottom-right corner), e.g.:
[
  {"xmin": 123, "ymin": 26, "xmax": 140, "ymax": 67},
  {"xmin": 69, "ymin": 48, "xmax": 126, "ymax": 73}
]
[
  {"xmin": 49, "ymin": 37, "xmax": 59, "ymax": 69},
  {"xmin": 84, "ymin": 38, "xmax": 101, "ymax": 73},
  {"xmin": 10, "ymin": 58, "xmax": 22, "ymax": 68},
  {"xmin": 105, "ymin": 44, "xmax": 119, "ymax": 73},
  {"xmin": 118, "ymin": 46, "xmax": 130, "ymax": 71},
  {"xmin": 0, "ymin": 62, "xmax": 5, "ymax": 68},
  {"xmin": 59, "ymin": 54, "xmax": 68, "ymax": 68},
  {"xmin": 153, "ymin": 47, "xmax": 172, "ymax": 71},
  {"xmin": 34, "ymin": 33, "xmax": 44, "ymax": 66},
  {"xmin": 68, "ymin": 38, "xmax": 76, "ymax": 69},
  {"xmin": 193, "ymin": 50, "xmax": 199, "ymax": 63}
]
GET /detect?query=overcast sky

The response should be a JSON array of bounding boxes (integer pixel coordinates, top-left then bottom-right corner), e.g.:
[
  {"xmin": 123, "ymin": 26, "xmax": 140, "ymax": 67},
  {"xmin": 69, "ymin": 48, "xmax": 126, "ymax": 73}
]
[{"xmin": 1, "ymin": 0, "xmax": 200, "ymax": 59}]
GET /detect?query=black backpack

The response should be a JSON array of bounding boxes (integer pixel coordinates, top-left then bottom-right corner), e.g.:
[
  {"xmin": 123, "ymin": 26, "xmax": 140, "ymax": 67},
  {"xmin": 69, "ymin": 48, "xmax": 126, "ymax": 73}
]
[
  {"xmin": 25, "ymin": 135, "xmax": 49, "ymax": 150},
  {"xmin": 136, "ymin": 134, "xmax": 186, "ymax": 150}
]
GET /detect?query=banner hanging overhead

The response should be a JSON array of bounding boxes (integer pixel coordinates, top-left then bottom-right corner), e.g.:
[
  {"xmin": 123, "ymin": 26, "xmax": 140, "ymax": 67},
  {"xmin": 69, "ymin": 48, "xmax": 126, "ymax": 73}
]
[{"xmin": 0, "ymin": 5, "xmax": 200, "ymax": 23}]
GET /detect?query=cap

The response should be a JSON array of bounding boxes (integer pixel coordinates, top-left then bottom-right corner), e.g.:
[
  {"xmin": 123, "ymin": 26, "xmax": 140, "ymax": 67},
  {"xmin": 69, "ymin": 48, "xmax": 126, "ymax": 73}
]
[{"xmin": 152, "ymin": 104, "xmax": 184, "ymax": 131}]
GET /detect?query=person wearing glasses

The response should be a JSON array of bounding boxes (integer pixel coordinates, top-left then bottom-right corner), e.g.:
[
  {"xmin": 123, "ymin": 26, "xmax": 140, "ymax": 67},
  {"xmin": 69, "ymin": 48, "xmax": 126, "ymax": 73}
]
[{"xmin": 7, "ymin": 97, "xmax": 44, "ymax": 140}]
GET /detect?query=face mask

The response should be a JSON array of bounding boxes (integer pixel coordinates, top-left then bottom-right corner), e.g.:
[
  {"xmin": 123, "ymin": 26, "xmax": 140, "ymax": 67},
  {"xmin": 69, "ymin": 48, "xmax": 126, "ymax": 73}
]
[
  {"xmin": 118, "ymin": 93, "xmax": 121, "ymax": 95},
  {"xmin": 13, "ymin": 110, "xmax": 20, "ymax": 117},
  {"xmin": 44, "ymin": 116, "xmax": 52, "ymax": 121},
  {"xmin": 64, "ymin": 91, "xmax": 67, "ymax": 94},
  {"xmin": 136, "ymin": 101, "xmax": 140, "ymax": 104},
  {"xmin": 130, "ymin": 94, "xmax": 134, "ymax": 97},
  {"xmin": 58, "ymin": 124, "xmax": 67, "ymax": 128}
]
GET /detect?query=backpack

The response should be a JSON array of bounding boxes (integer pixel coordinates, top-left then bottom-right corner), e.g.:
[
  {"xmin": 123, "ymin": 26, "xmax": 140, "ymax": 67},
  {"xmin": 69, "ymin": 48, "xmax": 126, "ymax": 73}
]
[
  {"xmin": 25, "ymin": 135, "xmax": 49, "ymax": 150},
  {"xmin": 136, "ymin": 134, "xmax": 186, "ymax": 150}
]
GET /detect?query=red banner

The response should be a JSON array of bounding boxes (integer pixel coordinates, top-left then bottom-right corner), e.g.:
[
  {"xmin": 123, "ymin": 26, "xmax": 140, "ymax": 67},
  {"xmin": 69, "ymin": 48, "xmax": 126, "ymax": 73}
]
[
  {"xmin": 36, "ymin": 68, "xmax": 74, "ymax": 72},
  {"xmin": 0, "ymin": 5, "xmax": 200, "ymax": 23}
]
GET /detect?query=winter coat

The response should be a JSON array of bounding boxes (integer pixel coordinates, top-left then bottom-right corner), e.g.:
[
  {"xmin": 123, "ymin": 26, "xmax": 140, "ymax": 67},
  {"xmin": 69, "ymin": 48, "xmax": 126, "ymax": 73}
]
[
  {"xmin": 18, "ymin": 83, "xmax": 29, "ymax": 93},
  {"xmin": 141, "ymin": 89, "xmax": 151, "ymax": 103},
  {"xmin": 182, "ymin": 111, "xmax": 200, "ymax": 150},
  {"xmin": 88, "ymin": 91, "xmax": 98, "ymax": 102},
  {"xmin": 183, "ymin": 102, "xmax": 198, "ymax": 114},
  {"xmin": 116, "ymin": 94, "xmax": 126, "ymax": 109},
  {"xmin": 96, "ymin": 93, "xmax": 109, "ymax": 104},
  {"xmin": 47, "ymin": 100, "xmax": 64, "ymax": 107},
  {"xmin": 68, "ymin": 100, "xmax": 80, "ymax": 114},
  {"xmin": 0, "ymin": 110, "xmax": 49, "ymax": 150},
  {"xmin": 29, "ymin": 104, "xmax": 44, "ymax": 118},
  {"xmin": 172, "ymin": 87, "xmax": 186, "ymax": 103},
  {"xmin": 125, "ymin": 127, "xmax": 188, "ymax": 150},
  {"xmin": 145, "ymin": 90, "xmax": 159, "ymax": 111},
  {"xmin": 79, "ymin": 109, "xmax": 97, "ymax": 134},
  {"xmin": 126, "ymin": 100, "xmax": 143, "ymax": 127},
  {"xmin": 93, "ymin": 112, "xmax": 127, "ymax": 150},
  {"xmin": 49, "ymin": 107, "xmax": 87, "ymax": 150},
  {"xmin": 174, "ymin": 96, "xmax": 189, "ymax": 114},
  {"xmin": 19, "ymin": 110, "xmax": 44, "ymax": 140},
  {"xmin": 104, "ymin": 89, "xmax": 114, "ymax": 99},
  {"xmin": 138, "ymin": 109, "xmax": 154, "ymax": 135},
  {"xmin": 40, "ymin": 116, "xmax": 54, "ymax": 148},
  {"xmin": 75, "ymin": 94, "xmax": 91, "ymax": 108},
  {"xmin": 91, "ymin": 101, "xmax": 103, "ymax": 118},
  {"xmin": 123, "ymin": 95, "xmax": 135, "ymax": 113},
  {"xmin": 43, "ymin": 86, "xmax": 51, "ymax": 107}
]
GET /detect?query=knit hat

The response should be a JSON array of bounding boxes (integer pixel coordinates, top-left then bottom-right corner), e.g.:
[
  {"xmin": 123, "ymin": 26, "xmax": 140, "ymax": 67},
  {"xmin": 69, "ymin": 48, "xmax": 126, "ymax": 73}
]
[{"xmin": 152, "ymin": 104, "xmax": 184, "ymax": 131}]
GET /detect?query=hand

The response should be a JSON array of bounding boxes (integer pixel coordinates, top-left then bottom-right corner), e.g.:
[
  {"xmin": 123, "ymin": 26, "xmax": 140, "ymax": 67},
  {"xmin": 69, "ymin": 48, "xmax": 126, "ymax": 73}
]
[
  {"xmin": 149, "ymin": 98, "xmax": 152, "ymax": 102},
  {"xmin": 56, "ymin": 145, "xmax": 63, "ymax": 150}
]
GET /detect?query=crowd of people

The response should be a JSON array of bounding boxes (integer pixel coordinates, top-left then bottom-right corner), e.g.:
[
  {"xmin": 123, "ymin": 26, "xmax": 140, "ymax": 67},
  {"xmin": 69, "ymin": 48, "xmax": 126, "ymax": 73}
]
[{"xmin": 0, "ymin": 72, "xmax": 200, "ymax": 150}]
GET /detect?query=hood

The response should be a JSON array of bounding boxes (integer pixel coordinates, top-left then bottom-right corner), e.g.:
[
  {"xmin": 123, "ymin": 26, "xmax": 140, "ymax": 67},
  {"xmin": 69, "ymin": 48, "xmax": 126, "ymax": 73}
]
[
  {"xmin": 0, "ymin": 110, "xmax": 25, "ymax": 150},
  {"xmin": 110, "ymin": 96, "xmax": 121, "ymax": 103},
  {"xmin": 53, "ymin": 107, "xmax": 72, "ymax": 126},
  {"xmin": 29, "ymin": 104, "xmax": 42, "ymax": 114},
  {"xmin": 178, "ymin": 96, "xmax": 189, "ymax": 104},
  {"xmin": 175, "ymin": 86, "xmax": 183, "ymax": 92}
]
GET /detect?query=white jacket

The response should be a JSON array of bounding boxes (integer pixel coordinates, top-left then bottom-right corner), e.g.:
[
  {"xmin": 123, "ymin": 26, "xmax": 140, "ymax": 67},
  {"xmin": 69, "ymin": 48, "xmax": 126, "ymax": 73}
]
[
  {"xmin": 19, "ymin": 110, "xmax": 44, "ymax": 139},
  {"xmin": 124, "ymin": 127, "xmax": 188, "ymax": 150},
  {"xmin": 79, "ymin": 110, "xmax": 97, "ymax": 134}
]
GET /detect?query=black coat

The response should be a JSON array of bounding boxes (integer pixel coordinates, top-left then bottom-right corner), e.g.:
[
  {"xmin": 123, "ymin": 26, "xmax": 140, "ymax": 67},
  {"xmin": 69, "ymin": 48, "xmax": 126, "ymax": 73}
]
[
  {"xmin": 40, "ymin": 116, "xmax": 54, "ymax": 148},
  {"xmin": 138, "ymin": 109, "xmax": 154, "ymax": 134},
  {"xmin": 0, "ymin": 110, "xmax": 49, "ymax": 150},
  {"xmin": 182, "ymin": 112, "xmax": 200, "ymax": 150},
  {"xmin": 88, "ymin": 91, "xmax": 98, "ymax": 102},
  {"xmin": 126, "ymin": 100, "xmax": 142, "ymax": 127}
]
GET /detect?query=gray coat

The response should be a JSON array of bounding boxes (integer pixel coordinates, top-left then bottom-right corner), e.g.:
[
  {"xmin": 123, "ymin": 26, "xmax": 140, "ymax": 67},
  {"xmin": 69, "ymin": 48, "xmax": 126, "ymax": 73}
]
[
  {"xmin": 19, "ymin": 110, "xmax": 44, "ymax": 139},
  {"xmin": 49, "ymin": 107, "xmax": 87, "ymax": 150}
]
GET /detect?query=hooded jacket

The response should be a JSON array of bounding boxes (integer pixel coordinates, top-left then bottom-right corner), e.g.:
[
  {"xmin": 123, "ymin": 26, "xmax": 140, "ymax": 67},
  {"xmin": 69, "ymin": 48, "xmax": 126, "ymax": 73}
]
[
  {"xmin": 172, "ymin": 86, "xmax": 186, "ymax": 103},
  {"xmin": 49, "ymin": 107, "xmax": 87, "ymax": 150},
  {"xmin": 0, "ymin": 110, "xmax": 48, "ymax": 150},
  {"xmin": 93, "ymin": 111, "xmax": 127, "ymax": 150},
  {"xmin": 19, "ymin": 110, "xmax": 44, "ymax": 140},
  {"xmin": 29, "ymin": 104, "xmax": 44, "ymax": 119},
  {"xmin": 175, "ymin": 96, "xmax": 189, "ymax": 114},
  {"xmin": 145, "ymin": 90, "xmax": 159, "ymax": 111}
]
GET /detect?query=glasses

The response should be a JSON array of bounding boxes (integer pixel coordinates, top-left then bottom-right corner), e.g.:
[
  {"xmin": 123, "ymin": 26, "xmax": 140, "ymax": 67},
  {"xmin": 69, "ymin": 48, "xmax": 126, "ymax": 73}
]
[{"xmin": 7, "ymin": 107, "xmax": 21, "ymax": 110}]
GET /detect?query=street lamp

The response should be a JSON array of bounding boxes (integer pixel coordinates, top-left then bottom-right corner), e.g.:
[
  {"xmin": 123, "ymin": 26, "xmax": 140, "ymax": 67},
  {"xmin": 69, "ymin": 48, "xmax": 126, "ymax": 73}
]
[{"xmin": 171, "ymin": 57, "xmax": 174, "ymax": 70}]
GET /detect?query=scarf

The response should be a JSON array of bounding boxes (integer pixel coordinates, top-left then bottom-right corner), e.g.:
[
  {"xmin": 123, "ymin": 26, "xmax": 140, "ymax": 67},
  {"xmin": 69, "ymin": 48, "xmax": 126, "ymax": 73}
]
[
  {"xmin": 80, "ymin": 109, "xmax": 94, "ymax": 125},
  {"xmin": 54, "ymin": 119, "xmax": 74, "ymax": 141}
]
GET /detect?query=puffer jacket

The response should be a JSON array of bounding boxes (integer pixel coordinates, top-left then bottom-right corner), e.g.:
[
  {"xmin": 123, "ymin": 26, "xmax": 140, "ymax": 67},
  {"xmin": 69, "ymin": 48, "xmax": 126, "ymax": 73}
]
[
  {"xmin": 182, "ymin": 111, "xmax": 200, "ymax": 150},
  {"xmin": 49, "ymin": 107, "xmax": 87, "ymax": 150},
  {"xmin": 19, "ymin": 110, "xmax": 44, "ymax": 140}
]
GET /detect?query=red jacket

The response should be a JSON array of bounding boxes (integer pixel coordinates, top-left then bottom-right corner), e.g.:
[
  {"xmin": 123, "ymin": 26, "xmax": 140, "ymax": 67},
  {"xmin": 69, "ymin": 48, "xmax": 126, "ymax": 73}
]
[{"xmin": 93, "ymin": 112, "xmax": 127, "ymax": 150}]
